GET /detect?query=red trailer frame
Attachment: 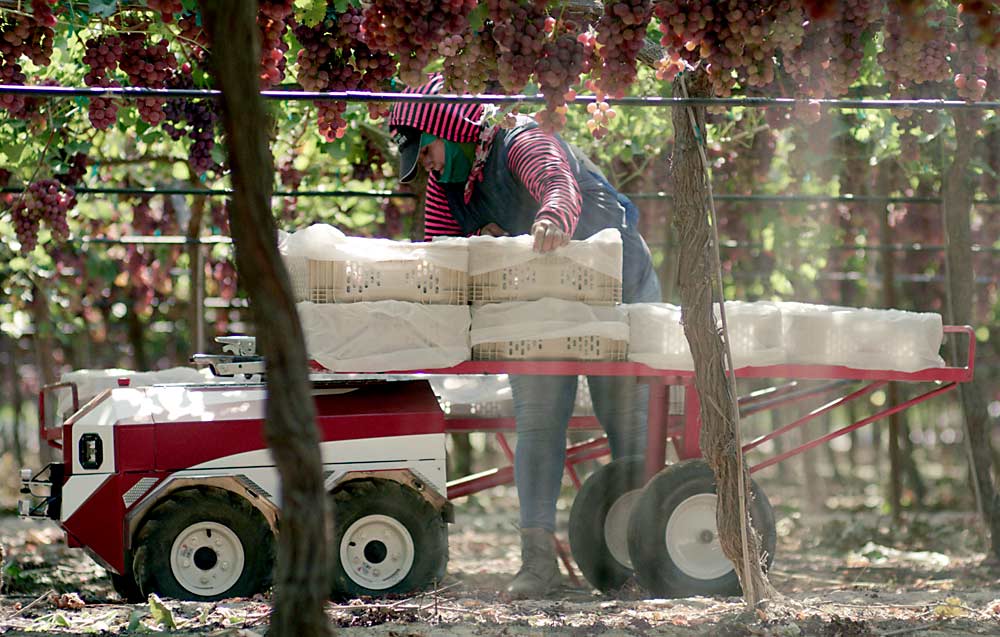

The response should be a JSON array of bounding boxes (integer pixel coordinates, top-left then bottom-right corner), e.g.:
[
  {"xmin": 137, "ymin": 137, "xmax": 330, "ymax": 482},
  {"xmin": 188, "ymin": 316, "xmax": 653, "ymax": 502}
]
[{"xmin": 423, "ymin": 325, "xmax": 976, "ymax": 499}]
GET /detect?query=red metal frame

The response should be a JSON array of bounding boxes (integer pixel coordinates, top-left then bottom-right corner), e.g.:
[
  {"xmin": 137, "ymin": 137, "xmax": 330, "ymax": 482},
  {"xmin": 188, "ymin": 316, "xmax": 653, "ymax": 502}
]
[{"xmin": 436, "ymin": 325, "xmax": 975, "ymax": 497}]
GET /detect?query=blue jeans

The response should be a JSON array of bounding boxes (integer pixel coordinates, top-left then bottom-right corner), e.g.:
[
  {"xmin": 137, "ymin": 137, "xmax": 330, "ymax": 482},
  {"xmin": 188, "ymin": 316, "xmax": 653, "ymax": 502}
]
[{"xmin": 510, "ymin": 252, "xmax": 661, "ymax": 531}]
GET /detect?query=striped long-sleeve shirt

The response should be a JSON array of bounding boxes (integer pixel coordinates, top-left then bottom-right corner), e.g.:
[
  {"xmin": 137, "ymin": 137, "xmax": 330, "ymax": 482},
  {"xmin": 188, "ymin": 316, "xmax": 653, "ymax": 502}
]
[{"xmin": 423, "ymin": 128, "xmax": 583, "ymax": 239}]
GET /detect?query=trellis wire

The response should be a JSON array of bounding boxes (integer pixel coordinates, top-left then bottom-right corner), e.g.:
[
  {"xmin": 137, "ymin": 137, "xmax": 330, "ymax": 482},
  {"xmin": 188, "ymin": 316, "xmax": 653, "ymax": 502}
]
[
  {"xmin": 8, "ymin": 187, "xmax": 1000, "ymax": 208},
  {"xmin": 4, "ymin": 84, "xmax": 1000, "ymax": 110}
]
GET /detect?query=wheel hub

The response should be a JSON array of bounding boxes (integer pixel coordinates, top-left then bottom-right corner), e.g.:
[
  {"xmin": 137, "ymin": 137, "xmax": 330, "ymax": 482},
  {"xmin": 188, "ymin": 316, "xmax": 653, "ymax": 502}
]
[
  {"xmin": 340, "ymin": 514, "xmax": 415, "ymax": 590},
  {"xmin": 170, "ymin": 521, "xmax": 244, "ymax": 596},
  {"xmin": 604, "ymin": 489, "xmax": 641, "ymax": 569},
  {"xmin": 664, "ymin": 493, "xmax": 732, "ymax": 581}
]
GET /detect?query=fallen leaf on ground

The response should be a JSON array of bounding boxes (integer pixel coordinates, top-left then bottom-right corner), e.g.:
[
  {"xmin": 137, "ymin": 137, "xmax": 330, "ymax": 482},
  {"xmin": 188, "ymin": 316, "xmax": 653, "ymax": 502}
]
[{"xmin": 932, "ymin": 596, "xmax": 968, "ymax": 618}]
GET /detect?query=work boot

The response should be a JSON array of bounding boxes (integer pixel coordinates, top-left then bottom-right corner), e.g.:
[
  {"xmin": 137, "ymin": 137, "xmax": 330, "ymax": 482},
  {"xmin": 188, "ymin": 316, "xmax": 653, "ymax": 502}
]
[{"xmin": 506, "ymin": 528, "xmax": 560, "ymax": 598}]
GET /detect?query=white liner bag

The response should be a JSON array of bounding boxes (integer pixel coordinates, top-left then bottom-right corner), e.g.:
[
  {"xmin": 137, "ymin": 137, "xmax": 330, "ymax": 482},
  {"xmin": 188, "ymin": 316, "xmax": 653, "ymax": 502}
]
[
  {"xmin": 467, "ymin": 228, "xmax": 623, "ymax": 304},
  {"xmin": 279, "ymin": 223, "xmax": 469, "ymax": 303},
  {"xmin": 625, "ymin": 301, "xmax": 784, "ymax": 370},
  {"xmin": 470, "ymin": 298, "xmax": 628, "ymax": 360},
  {"xmin": 779, "ymin": 302, "xmax": 944, "ymax": 372},
  {"xmin": 298, "ymin": 300, "xmax": 471, "ymax": 372},
  {"xmin": 470, "ymin": 298, "xmax": 629, "ymax": 344}
]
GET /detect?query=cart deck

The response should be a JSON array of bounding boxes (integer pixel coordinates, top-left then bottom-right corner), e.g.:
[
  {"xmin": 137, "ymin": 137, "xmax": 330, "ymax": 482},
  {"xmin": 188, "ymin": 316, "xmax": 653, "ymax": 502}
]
[{"xmin": 350, "ymin": 325, "xmax": 975, "ymax": 499}]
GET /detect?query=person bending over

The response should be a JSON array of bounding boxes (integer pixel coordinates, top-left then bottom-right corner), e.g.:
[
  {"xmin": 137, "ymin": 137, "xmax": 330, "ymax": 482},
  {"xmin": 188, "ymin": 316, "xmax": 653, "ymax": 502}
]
[{"xmin": 389, "ymin": 76, "xmax": 661, "ymax": 598}]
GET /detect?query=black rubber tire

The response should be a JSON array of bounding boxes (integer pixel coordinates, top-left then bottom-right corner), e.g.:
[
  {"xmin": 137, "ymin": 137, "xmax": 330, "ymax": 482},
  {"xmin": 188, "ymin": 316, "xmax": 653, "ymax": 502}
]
[
  {"xmin": 626, "ymin": 459, "xmax": 776, "ymax": 598},
  {"xmin": 132, "ymin": 487, "xmax": 275, "ymax": 601},
  {"xmin": 568, "ymin": 456, "xmax": 647, "ymax": 593},
  {"xmin": 110, "ymin": 561, "xmax": 144, "ymax": 603},
  {"xmin": 330, "ymin": 479, "xmax": 448, "ymax": 599}
]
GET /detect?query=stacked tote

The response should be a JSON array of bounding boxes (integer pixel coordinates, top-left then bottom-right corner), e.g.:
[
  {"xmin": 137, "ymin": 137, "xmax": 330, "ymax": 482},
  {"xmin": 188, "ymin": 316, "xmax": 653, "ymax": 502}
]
[{"xmin": 280, "ymin": 224, "xmax": 471, "ymax": 372}]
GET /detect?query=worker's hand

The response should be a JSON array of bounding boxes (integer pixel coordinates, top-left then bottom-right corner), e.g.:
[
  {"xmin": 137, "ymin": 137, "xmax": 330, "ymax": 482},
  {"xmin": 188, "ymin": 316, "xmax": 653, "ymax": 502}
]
[
  {"xmin": 531, "ymin": 219, "xmax": 570, "ymax": 253},
  {"xmin": 480, "ymin": 222, "xmax": 508, "ymax": 237}
]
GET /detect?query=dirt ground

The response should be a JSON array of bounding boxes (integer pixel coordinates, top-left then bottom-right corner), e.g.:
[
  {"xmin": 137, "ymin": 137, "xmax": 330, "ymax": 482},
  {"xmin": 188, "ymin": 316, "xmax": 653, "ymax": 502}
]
[{"xmin": 2, "ymin": 483, "xmax": 1000, "ymax": 637}]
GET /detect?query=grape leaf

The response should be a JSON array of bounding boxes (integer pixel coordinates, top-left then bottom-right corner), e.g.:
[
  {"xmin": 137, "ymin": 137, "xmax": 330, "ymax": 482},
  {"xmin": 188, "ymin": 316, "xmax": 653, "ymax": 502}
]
[
  {"xmin": 88, "ymin": 0, "xmax": 117, "ymax": 17},
  {"xmin": 468, "ymin": 2, "xmax": 488, "ymax": 32},
  {"xmin": 294, "ymin": 0, "xmax": 326, "ymax": 27}
]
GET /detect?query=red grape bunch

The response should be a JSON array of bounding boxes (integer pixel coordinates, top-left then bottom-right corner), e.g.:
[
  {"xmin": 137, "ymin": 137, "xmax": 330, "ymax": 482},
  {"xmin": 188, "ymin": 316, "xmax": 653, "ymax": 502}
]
[
  {"xmin": 0, "ymin": 60, "xmax": 29, "ymax": 118},
  {"xmin": 0, "ymin": 1, "xmax": 57, "ymax": 118},
  {"xmin": 163, "ymin": 64, "xmax": 220, "ymax": 175},
  {"xmin": 82, "ymin": 34, "xmax": 124, "ymax": 129},
  {"xmin": 442, "ymin": 26, "xmax": 500, "ymax": 94},
  {"xmin": 594, "ymin": 0, "xmax": 652, "ymax": 99},
  {"xmin": 278, "ymin": 158, "xmax": 303, "ymax": 222},
  {"xmin": 258, "ymin": 0, "xmax": 293, "ymax": 89},
  {"xmin": 654, "ymin": 1, "xmax": 786, "ymax": 98},
  {"xmin": 176, "ymin": 12, "xmax": 210, "ymax": 59},
  {"xmin": 294, "ymin": 15, "xmax": 364, "ymax": 140},
  {"xmin": 130, "ymin": 197, "xmax": 157, "ymax": 235},
  {"xmin": 583, "ymin": 80, "xmax": 616, "ymax": 140},
  {"xmin": 55, "ymin": 152, "xmax": 89, "ymax": 188},
  {"xmin": 879, "ymin": 3, "xmax": 952, "ymax": 90},
  {"xmin": 147, "ymin": 0, "xmax": 183, "ymax": 23},
  {"xmin": 780, "ymin": 0, "xmax": 880, "ymax": 122},
  {"xmin": 362, "ymin": 0, "xmax": 478, "ymax": 86},
  {"xmin": 534, "ymin": 29, "xmax": 593, "ymax": 133},
  {"xmin": 488, "ymin": 0, "xmax": 549, "ymax": 94},
  {"xmin": 953, "ymin": 21, "xmax": 991, "ymax": 101},
  {"xmin": 119, "ymin": 33, "xmax": 178, "ymax": 126},
  {"xmin": 10, "ymin": 179, "xmax": 77, "ymax": 254},
  {"xmin": 209, "ymin": 200, "xmax": 230, "ymax": 235}
]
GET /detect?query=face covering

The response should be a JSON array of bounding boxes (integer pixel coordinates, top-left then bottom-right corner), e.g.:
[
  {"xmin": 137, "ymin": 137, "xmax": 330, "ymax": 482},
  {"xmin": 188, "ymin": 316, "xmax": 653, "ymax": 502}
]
[{"xmin": 420, "ymin": 133, "xmax": 475, "ymax": 184}]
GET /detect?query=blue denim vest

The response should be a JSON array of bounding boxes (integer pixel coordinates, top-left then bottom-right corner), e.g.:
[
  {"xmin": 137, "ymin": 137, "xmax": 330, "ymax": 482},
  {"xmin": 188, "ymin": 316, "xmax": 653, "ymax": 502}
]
[{"xmin": 439, "ymin": 122, "xmax": 659, "ymax": 302}]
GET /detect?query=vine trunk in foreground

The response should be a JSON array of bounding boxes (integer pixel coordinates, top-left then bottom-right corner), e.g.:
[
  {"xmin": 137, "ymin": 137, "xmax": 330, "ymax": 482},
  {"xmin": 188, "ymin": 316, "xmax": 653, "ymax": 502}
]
[
  {"xmin": 943, "ymin": 109, "xmax": 1000, "ymax": 564},
  {"xmin": 197, "ymin": 2, "xmax": 331, "ymax": 636},
  {"xmin": 669, "ymin": 71, "xmax": 776, "ymax": 608}
]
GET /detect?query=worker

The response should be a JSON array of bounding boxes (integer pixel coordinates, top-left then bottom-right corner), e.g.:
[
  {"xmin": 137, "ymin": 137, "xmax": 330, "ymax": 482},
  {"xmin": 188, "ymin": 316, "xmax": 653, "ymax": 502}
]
[{"xmin": 389, "ymin": 75, "xmax": 661, "ymax": 598}]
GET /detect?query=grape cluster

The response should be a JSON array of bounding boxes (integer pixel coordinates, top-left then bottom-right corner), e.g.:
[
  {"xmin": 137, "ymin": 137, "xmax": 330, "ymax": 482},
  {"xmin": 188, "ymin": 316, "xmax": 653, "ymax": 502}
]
[
  {"xmin": 594, "ymin": 0, "xmax": 652, "ymax": 99},
  {"xmin": 879, "ymin": 4, "xmax": 951, "ymax": 89},
  {"xmin": 442, "ymin": 26, "xmax": 500, "ymax": 93},
  {"xmin": 294, "ymin": 16, "xmax": 362, "ymax": 140},
  {"xmin": 361, "ymin": 0, "xmax": 477, "ymax": 87},
  {"xmin": 55, "ymin": 152, "xmax": 89, "ymax": 187},
  {"xmin": 953, "ymin": 20, "xmax": 991, "ymax": 101},
  {"xmin": 119, "ymin": 34, "xmax": 178, "ymax": 125},
  {"xmin": 351, "ymin": 136, "xmax": 388, "ymax": 181},
  {"xmin": 0, "ymin": 1, "xmax": 56, "ymax": 119},
  {"xmin": 277, "ymin": 158, "xmax": 303, "ymax": 222},
  {"xmin": 210, "ymin": 259, "xmax": 239, "ymax": 303},
  {"xmin": 488, "ymin": 0, "xmax": 549, "ymax": 94},
  {"xmin": 258, "ymin": 0, "xmax": 293, "ymax": 89},
  {"xmin": 147, "ymin": 0, "xmax": 183, "ymax": 23},
  {"xmin": 654, "ymin": 1, "xmax": 791, "ymax": 97},
  {"xmin": 82, "ymin": 35, "xmax": 124, "ymax": 129},
  {"xmin": 163, "ymin": 65, "xmax": 220, "ymax": 175},
  {"xmin": 209, "ymin": 200, "xmax": 230, "ymax": 234},
  {"xmin": 583, "ymin": 81, "xmax": 616, "ymax": 139},
  {"xmin": 354, "ymin": 41, "xmax": 397, "ymax": 120},
  {"xmin": 130, "ymin": 197, "xmax": 156, "ymax": 235},
  {"xmin": 0, "ymin": 61, "xmax": 28, "ymax": 117},
  {"xmin": 10, "ymin": 179, "xmax": 76, "ymax": 254},
  {"xmin": 783, "ymin": 0, "xmax": 881, "ymax": 102},
  {"xmin": 294, "ymin": 7, "xmax": 398, "ymax": 138},
  {"xmin": 176, "ymin": 12, "xmax": 210, "ymax": 59},
  {"xmin": 534, "ymin": 31, "xmax": 592, "ymax": 133}
]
